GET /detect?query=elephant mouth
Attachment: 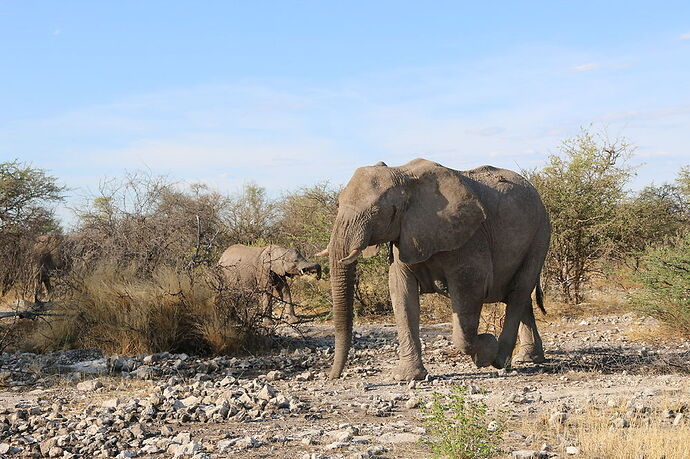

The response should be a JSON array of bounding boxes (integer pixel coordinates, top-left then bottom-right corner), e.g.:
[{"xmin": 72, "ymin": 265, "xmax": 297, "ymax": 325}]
[{"xmin": 300, "ymin": 265, "xmax": 322, "ymax": 279}]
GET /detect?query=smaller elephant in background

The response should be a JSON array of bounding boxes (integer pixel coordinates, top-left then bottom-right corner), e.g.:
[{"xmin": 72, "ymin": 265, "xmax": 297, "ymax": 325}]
[
  {"xmin": 32, "ymin": 234, "xmax": 70, "ymax": 303},
  {"xmin": 218, "ymin": 244, "xmax": 321, "ymax": 323}
]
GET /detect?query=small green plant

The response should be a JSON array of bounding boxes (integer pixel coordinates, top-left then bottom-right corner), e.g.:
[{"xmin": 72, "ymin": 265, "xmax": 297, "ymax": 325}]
[{"xmin": 422, "ymin": 384, "xmax": 502, "ymax": 459}]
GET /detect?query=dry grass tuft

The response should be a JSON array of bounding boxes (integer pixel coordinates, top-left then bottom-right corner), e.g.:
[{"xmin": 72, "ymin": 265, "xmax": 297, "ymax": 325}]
[{"xmin": 21, "ymin": 264, "xmax": 267, "ymax": 356}]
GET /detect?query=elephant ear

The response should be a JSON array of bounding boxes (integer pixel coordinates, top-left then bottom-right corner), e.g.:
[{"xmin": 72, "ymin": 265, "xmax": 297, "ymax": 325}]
[{"xmin": 397, "ymin": 161, "xmax": 486, "ymax": 265}]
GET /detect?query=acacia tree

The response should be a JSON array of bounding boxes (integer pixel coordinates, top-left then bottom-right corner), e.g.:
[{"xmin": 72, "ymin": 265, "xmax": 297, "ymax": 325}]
[
  {"xmin": 224, "ymin": 184, "xmax": 278, "ymax": 245},
  {"xmin": 616, "ymin": 181, "xmax": 688, "ymax": 268},
  {"xmin": 524, "ymin": 130, "xmax": 634, "ymax": 303},
  {"xmin": 0, "ymin": 161, "xmax": 65, "ymax": 296}
]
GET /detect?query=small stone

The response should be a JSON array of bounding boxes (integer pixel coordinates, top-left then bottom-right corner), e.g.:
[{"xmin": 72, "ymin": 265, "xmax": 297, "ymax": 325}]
[
  {"xmin": 101, "ymin": 398, "xmax": 120, "ymax": 409},
  {"xmin": 257, "ymin": 384, "xmax": 276, "ymax": 401},
  {"xmin": 266, "ymin": 370, "xmax": 284, "ymax": 381},
  {"xmin": 366, "ymin": 445, "xmax": 388, "ymax": 456},
  {"xmin": 76, "ymin": 379, "xmax": 103, "ymax": 391},
  {"xmin": 612, "ymin": 417, "xmax": 629, "ymax": 428},
  {"xmin": 565, "ymin": 446, "xmax": 580, "ymax": 455},
  {"xmin": 296, "ymin": 371, "xmax": 313, "ymax": 381},
  {"xmin": 325, "ymin": 441, "xmax": 348, "ymax": 450},
  {"xmin": 173, "ymin": 432, "xmax": 192, "ymax": 444},
  {"xmin": 512, "ymin": 451, "xmax": 537, "ymax": 459},
  {"xmin": 235, "ymin": 436, "xmax": 259, "ymax": 449},
  {"xmin": 378, "ymin": 432, "xmax": 421, "ymax": 443},
  {"xmin": 405, "ymin": 397, "xmax": 420, "ymax": 409},
  {"xmin": 673, "ymin": 413, "xmax": 685, "ymax": 426},
  {"xmin": 487, "ymin": 420, "xmax": 500, "ymax": 432}
]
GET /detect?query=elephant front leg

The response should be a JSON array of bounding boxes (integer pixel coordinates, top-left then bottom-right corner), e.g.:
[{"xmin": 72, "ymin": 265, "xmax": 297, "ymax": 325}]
[
  {"xmin": 513, "ymin": 303, "xmax": 545, "ymax": 364},
  {"xmin": 260, "ymin": 291, "xmax": 275, "ymax": 326},
  {"xmin": 389, "ymin": 262, "xmax": 427, "ymax": 381},
  {"xmin": 279, "ymin": 281, "xmax": 299, "ymax": 324}
]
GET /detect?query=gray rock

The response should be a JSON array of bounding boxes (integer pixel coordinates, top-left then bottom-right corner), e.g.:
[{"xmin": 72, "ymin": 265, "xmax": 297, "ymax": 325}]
[
  {"xmin": 257, "ymin": 384, "xmax": 276, "ymax": 401},
  {"xmin": 70, "ymin": 358, "xmax": 108, "ymax": 374},
  {"xmin": 487, "ymin": 420, "xmax": 500, "ymax": 432},
  {"xmin": 612, "ymin": 417, "xmax": 629, "ymax": 428},
  {"xmin": 76, "ymin": 379, "xmax": 103, "ymax": 391},
  {"xmin": 405, "ymin": 397, "xmax": 420, "ymax": 409},
  {"xmin": 366, "ymin": 445, "xmax": 388, "ymax": 456},
  {"xmin": 266, "ymin": 370, "xmax": 284, "ymax": 381},
  {"xmin": 235, "ymin": 436, "xmax": 260, "ymax": 449},
  {"xmin": 512, "ymin": 451, "xmax": 537, "ymax": 459},
  {"xmin": 673, "ymin": 413, "xmax": 685, "ymax": 426},
  {"xmin": 378, "ymin": 432, "xmax": 421, "ymax": 443},
  {"xmin": 325, "ymin": 441, "xmax": 349, "ymax": 450},
  {"xmin": 101, "ymin": 398, "xmax": 120, "ymax": 409}
]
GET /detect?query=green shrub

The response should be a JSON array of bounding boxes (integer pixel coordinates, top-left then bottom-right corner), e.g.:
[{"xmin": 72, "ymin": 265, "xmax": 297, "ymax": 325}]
[
  {"xmin": 422, "ymin": 385, "xmax": 502, "ymax": 459},
  {"xmin": 630, "ymin": 233, "xmax": 690, "ymax": 335}
]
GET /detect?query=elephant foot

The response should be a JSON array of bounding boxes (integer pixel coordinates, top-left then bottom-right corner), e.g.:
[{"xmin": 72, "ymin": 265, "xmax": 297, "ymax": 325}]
[
  {"xmin": 392, "ymin": 362, "xmax": 428, "ymax": 381},
  {"xmin": 471, "ymin": 333, "xmax": 499, "ymax": 368},
  {"xmin": 491, "ymin": 354, "xmax": 513, "ymax": 370},
  {"xmin": 285, "ymin": 314, "xmax": 300, "ymax": 324},
  {"xmin": 513, "ymin": 348, "xmax": 545, "ymax": 364}
]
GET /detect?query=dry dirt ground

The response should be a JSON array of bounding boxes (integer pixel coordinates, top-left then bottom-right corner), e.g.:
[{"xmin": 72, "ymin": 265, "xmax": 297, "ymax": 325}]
[{"xmin": 0, "ymin": 309, "xmax": 689, "ymax": 458}]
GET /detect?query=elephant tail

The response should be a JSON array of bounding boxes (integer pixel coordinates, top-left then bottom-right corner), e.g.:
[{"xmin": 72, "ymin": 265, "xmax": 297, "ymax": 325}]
[{"xmin": 535, "ymin": 277, "xmax": 546, "ymax": 315}]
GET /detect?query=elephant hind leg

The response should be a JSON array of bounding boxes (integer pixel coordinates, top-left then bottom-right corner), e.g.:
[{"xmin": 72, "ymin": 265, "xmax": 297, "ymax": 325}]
[
  {"xmin": 513, "ymin": 302, "xmax": 545, "ymax": 364},
  {"xmin": 449, "ymin": 288, "xmax": 497, "ymax": 368},
  {"xmin": 492, "ymin": 293, "xmax": 531, "ymax": 369}
]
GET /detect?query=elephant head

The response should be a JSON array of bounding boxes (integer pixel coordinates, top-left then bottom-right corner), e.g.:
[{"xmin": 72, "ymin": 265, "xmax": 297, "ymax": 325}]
[
  {"xmin": 261, "ymin": 246, "xmax": 321, "ymax": 280},
  {"xmin": 321, "ymin": 159, "xmax": 486, "ymax": 378}
]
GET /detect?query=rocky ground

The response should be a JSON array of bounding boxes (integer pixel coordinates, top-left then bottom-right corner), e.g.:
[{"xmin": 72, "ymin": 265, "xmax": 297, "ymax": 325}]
[{"xmin": 0, "ymin": 312, "xmax": 689, "ymax": 458}]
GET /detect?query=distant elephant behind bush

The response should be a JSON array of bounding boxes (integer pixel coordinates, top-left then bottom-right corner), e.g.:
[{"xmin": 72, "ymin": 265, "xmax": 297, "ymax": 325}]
[{"xmin": 218, "ymin": 244, "xmax": 321, "ymax": 323}]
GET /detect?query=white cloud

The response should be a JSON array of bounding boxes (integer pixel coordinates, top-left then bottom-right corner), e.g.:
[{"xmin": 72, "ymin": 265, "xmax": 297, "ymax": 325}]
[
  {"xmin": 570, "ymin": 63, "xmax": 599, "ymax": 72},
  {"xmin": 679, "ymin": 32, "xmax": 690, "ymax": 40}
]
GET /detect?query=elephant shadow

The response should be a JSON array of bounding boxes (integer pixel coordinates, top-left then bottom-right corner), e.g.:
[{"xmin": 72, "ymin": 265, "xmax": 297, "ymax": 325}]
[{"xmin": 518, "ymin": 346, "xmax": 690, "ymax": 376}]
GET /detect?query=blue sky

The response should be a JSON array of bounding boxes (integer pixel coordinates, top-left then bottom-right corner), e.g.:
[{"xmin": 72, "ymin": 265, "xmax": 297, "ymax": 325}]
[{"xmin": 1, "ymin": 1, "xmax": 689, "ymax": 221}]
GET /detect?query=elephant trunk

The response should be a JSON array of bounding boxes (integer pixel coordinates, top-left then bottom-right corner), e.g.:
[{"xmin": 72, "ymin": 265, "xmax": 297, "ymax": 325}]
[
  {"xmin": 329, "ymin": 253, "xmax": 356, "ymax": 379},
  {"xmin": 328, "ymin": 218, "xmax": 368, "ymax": 379}
]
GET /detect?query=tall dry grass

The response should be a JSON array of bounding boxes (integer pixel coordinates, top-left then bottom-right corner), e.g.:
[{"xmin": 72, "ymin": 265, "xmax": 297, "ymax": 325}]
[
  {"xmin": 520, "ymin": 401, "xmax": 690, "ymax": 459},
  {"xmin": 22, "ymin": 265, "xmax": 268, "ymax": 356}
]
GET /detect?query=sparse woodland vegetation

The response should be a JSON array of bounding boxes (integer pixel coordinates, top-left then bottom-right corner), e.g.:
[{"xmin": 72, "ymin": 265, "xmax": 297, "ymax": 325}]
[{"xmin": 1, "ymin": 128, "xmax": 689, "ymax": 355}]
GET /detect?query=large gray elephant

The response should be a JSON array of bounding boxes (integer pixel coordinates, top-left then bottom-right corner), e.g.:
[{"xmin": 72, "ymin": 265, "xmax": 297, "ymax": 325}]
[
  {"xmin": 218, "ymin": 244, "xmax": 321, "ymax": 323},
  {"xmin": 317, "ymin": 158, "xmax": 550, "ymax": 380}
]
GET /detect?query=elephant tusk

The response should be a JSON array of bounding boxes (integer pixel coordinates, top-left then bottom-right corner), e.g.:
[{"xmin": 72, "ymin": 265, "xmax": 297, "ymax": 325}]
[
  {"xmin": 314, "ymin": 249, "xmax": 329, "ymax": 257},
  {"xmin": 299, "ymin": 268, "xmax": 305, "ymax": 275},
  {"xmin": 339, "ymin": 248, "xmax": 362, "ymax": 265}
]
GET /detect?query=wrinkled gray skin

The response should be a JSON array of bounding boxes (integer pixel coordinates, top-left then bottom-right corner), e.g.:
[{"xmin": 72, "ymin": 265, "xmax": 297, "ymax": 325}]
[
  {"xmin": 320, "ymin": 158, "xmax": 550, "ymax": 380},
  {"xmin": 218, "ymin": 244, "xmax": 321, "ymax": 323}
]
